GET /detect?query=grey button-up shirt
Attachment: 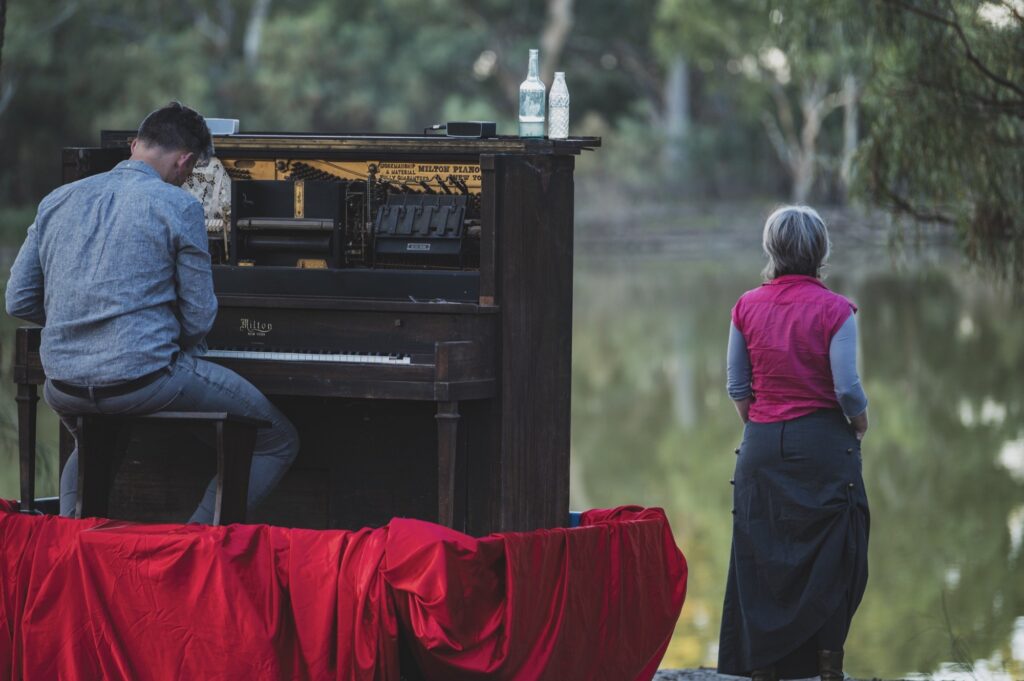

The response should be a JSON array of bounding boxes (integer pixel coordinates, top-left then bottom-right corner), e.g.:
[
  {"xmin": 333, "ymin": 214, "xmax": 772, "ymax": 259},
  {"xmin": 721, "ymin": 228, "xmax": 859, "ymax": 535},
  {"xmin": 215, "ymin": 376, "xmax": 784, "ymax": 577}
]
[{"xmin": 5, "ymin": 160, "xmax": 217, "ymax": 385}]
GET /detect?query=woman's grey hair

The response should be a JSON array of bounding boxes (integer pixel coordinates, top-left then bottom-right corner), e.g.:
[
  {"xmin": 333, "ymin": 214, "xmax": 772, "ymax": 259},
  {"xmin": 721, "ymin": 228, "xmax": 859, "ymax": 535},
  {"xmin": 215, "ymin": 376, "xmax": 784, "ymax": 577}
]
[{"xmin": 761, "ymin": 205, "xmax": 831, "ymax": 280}]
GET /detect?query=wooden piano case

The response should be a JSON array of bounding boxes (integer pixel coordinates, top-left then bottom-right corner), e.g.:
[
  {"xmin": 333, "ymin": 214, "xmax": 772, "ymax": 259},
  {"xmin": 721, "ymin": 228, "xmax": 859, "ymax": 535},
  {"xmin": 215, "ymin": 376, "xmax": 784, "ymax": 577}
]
[{"xmin": 15, "ymin": 132, "xmax": 600, "ymax": 535}]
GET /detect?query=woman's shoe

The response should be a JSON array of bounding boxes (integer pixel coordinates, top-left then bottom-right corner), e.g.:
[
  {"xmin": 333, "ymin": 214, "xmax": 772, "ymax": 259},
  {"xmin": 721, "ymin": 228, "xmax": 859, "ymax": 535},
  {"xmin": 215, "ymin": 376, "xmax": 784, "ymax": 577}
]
[
  {"xmin": 819, "ymin": 649, "xmax": 845, "ymax": 681},
  {"xmin": 750, "ymin": 667, "xmax": 777, "ymax": 681}
]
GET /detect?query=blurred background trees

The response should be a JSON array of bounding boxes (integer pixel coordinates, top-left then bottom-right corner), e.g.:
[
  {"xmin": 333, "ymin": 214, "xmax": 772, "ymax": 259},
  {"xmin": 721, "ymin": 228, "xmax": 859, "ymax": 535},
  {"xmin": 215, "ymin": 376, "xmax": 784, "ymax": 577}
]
[{"xmin": 0, "ymin": 0, "xmax": 1021, "ymax": 283}]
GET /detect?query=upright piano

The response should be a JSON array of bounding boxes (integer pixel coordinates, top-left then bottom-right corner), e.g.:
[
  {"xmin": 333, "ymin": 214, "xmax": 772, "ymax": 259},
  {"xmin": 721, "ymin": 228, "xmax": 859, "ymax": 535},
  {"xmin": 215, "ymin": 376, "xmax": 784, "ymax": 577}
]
[{"xmin": 12, "ymin": 131, "xmax": 600, "ymax": 535}]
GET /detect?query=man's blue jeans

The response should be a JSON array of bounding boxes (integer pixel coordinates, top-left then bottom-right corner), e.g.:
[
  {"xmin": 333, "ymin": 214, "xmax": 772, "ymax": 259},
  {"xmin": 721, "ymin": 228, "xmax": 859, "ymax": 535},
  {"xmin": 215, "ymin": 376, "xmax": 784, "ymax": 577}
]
[{"xmin": 44, "ymin": 352, "xmax": 299, "ymax": 523}]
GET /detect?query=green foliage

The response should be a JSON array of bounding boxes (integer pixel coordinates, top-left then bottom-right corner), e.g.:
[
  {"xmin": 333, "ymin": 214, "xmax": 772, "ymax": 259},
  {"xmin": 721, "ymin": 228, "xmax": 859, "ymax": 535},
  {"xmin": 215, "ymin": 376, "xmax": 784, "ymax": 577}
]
[
  {"xmin": 1, "ymin": 1, "xmax": 1022, "ymax": 283},
  {"xmin": 0, "ymin": 0, "xmax": 670, "ymax": 207},
  {"xmin": 654, "ymin": 0, "xmax": 1024, "ymax": 283},
  {"xmin": 856, "ymin": 0, "xmax": 1024, "ymax": 285}
]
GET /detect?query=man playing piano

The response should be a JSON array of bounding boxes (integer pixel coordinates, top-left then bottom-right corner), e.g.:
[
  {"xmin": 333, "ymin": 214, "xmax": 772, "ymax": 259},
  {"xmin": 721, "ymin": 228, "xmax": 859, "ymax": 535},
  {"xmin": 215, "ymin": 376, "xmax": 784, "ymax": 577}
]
[{"xmin": 5, "ymin": 101, "xmax": 299, "ymax": 522}]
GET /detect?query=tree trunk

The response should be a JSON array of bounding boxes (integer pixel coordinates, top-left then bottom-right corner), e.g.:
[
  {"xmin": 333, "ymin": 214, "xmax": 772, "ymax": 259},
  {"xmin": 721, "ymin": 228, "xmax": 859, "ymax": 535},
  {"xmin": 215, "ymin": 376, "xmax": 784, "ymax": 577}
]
[
  {"xmin": 839, "ymin": 73, "xmax": 859, "ymax": 201},
  {"xmin": 792, "ymin": 79, "xmax": 827, "ymax": 203},
  {"xmin": 540, "ymin": 0, "xmax": 574, "ymax": 86},
  {"xmin": 762, "ymin": 75, "xmax": 849, "ymax": 203},
  {"xmin": 244, "ymin": 0, "xmax": 272, "ymax": 70},
  {"xmin": 664, "ymin": 53, "xmax": 690, "ymax": 173}
]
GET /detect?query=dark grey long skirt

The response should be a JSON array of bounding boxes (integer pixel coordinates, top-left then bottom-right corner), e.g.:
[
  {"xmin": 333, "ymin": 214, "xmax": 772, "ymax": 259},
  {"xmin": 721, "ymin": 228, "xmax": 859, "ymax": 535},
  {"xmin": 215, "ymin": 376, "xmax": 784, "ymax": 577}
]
[{"xmin": 717, "ymin": 409, "xmax": 870, "ymax": 679}]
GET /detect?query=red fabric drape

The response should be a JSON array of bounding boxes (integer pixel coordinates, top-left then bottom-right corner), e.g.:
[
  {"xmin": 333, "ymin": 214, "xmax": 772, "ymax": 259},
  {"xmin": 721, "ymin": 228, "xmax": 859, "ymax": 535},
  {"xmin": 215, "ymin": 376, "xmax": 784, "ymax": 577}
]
[{"xmin": 0, "ymin": 505, "xmax": 686, "ymax": 681}]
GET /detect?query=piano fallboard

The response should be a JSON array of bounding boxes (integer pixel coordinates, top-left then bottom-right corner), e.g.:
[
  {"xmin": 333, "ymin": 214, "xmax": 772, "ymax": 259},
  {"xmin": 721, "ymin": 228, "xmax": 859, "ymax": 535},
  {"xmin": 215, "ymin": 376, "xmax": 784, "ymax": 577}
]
[
  {"xmin": 211, "ymin": 296, "xmax": 495, "ymax": 354},
  {"xmin": 213, "ymin": 265, "xmax": 480, "ymax": 303}
]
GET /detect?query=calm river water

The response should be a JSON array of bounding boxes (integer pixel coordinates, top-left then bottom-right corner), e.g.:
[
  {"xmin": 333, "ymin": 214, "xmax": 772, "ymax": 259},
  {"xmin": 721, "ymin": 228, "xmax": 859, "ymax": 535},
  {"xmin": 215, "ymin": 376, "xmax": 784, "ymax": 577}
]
[
  {"xmin": 0, "ymin": 211, "xmax": 1022, "ymax": 679},
  {"xmin": 570, "ymin": 215, "xmax": 1024, "ymax": 679}
]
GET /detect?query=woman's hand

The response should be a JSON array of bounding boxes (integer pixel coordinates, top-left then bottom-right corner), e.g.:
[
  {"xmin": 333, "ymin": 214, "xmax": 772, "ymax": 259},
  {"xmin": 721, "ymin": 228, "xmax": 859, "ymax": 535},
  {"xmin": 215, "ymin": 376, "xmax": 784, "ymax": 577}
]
[
  {"xmin": 733, "ymin": 397, "xmax": 752, "ymax": 425},
  {"xmin": 850, "ymin": 409, "xmax": 869, "ymax": 441}
]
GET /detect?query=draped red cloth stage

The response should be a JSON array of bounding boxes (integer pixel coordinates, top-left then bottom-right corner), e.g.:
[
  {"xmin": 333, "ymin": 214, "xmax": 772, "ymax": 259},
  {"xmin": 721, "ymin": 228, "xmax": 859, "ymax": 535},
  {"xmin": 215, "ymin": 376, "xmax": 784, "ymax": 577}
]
[{"xmin": 0, "ymin": 503, "xmax": 686, "ymax": 681}]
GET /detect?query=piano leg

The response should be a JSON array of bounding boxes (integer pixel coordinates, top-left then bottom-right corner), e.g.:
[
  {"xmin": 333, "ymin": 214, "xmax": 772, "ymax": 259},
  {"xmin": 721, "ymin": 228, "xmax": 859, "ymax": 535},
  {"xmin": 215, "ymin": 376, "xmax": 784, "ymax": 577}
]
[
  {"xmin": 16, "ymin": 383, "xmax": 39, "ymax": 513},
  {"xmin": 435, "ymin": 401, "xmax": 460, "ymax": 528}
]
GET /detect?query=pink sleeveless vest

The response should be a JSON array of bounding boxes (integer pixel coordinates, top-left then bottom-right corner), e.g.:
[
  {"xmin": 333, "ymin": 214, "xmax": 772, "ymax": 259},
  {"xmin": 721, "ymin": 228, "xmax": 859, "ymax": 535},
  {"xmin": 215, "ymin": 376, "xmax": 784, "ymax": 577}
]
[{"xmin": 731, "ymin": 274, "xmax": 856, "ymax": 423}]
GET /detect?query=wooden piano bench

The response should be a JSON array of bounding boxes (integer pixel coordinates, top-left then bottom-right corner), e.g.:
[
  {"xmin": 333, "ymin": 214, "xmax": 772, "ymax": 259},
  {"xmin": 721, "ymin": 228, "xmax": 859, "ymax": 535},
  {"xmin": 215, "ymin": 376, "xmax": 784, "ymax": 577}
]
[{"xmin": 66, "ymin": 411, "xmax": 269, "ymax": 526}]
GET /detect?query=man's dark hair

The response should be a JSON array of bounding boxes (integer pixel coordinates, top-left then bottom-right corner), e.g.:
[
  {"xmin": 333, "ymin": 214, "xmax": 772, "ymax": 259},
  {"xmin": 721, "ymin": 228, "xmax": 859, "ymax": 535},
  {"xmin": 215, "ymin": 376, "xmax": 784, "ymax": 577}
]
[{"xmin": 136, "ymin": 101, "xmax": 213, "ymax": 162}]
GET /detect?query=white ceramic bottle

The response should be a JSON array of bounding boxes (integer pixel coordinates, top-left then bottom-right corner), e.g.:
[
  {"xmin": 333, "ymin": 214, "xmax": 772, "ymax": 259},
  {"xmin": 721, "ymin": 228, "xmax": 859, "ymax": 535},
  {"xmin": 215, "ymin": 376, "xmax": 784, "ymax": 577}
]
[{"xmin": 548, "ymin": 72, "xmax": 570, "ymax": 139}]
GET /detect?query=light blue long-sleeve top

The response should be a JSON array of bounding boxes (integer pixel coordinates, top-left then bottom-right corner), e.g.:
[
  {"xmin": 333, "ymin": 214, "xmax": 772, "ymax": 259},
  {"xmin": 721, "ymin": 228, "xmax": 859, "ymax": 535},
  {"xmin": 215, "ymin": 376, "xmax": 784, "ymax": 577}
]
[
  {"xmin": 5, "ymin": 160, "xmax": 217, "ymax": 385},
  {"xmin": 727, "ymin": 312, "xmax": 868, "ymax": 419}
]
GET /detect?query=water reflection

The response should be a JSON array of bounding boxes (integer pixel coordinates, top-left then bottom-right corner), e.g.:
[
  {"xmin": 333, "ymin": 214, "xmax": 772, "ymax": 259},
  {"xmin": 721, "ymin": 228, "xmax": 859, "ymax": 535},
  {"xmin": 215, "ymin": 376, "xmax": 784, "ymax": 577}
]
[{"xmin": 570, "ymin": 248, "xmax": 1024, "ymax": 678}]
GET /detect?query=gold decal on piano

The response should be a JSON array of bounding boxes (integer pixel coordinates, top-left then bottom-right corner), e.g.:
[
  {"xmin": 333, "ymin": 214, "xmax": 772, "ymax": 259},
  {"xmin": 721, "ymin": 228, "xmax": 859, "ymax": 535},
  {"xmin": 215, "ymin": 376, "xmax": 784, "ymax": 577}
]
[
  {"xmin": 239, "ymin": 318, "xmax": 274, "ymax": 337},
  {"xmin": 220, "ymin": 158, "xmax": 483, "ymax": 190},
  {"xmin": 373, "ymin": 161, "xmax": 482, "ymax": 189},
  {"xmin": 294, "ymin": 180, "xmax": 305, "ymax": 218}
]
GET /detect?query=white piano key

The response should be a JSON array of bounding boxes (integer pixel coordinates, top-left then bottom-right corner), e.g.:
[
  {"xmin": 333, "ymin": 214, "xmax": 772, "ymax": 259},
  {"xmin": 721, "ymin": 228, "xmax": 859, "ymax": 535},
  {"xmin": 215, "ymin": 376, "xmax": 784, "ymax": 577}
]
[{"xmin": 205, "ymin": 349, "xmax": 413, "ymax": 365}]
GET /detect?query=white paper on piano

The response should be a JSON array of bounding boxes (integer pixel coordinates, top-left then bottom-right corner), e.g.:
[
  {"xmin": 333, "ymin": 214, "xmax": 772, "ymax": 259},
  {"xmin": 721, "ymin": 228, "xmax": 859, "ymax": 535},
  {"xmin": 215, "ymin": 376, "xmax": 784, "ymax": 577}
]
[{"xmin": 183, "ymin": 158, "xmax": 232, "ymax": 234}]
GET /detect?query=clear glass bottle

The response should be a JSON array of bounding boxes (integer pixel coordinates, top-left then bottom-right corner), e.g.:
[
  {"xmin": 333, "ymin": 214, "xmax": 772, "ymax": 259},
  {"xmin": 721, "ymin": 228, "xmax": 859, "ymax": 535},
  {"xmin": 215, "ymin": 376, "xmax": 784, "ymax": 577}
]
[
  {"xmin": 548, "ymin": 72, "xmax": 570, "ymax": 139},
  {"xmin": 518, "ymin": 49, "xmax": 546, "ymax": 138}
]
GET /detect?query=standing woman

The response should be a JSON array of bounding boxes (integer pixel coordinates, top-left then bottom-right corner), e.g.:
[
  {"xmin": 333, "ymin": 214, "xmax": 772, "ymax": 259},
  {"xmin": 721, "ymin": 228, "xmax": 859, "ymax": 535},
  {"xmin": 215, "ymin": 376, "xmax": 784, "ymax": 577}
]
[{"xmin": 717, "ymin": 206, "xmax": 870, "ymax": 681}]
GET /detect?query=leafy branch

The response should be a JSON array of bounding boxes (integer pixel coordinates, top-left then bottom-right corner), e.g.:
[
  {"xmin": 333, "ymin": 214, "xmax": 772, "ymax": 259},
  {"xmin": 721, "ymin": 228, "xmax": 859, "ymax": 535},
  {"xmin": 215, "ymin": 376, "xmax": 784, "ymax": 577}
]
[{"xmin": 882, "ymin": 0, "xmax": 1024, "ymax": 98}]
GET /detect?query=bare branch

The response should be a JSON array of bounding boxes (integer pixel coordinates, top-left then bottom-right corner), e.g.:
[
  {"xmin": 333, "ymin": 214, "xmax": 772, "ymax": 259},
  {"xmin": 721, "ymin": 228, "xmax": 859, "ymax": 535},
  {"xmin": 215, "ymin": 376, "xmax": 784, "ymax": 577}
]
[
  {"xmin": 821, "ymin": 88, "xmax": 848, "ymax": 115},
  {"xmin": 761, "ymin": 111, "xmax": 796, "ymax": 172},
  {"xmin": 912, "ymin": 76, "xmax": 1024, "ymax": 116},
  {"xmin": 876, "ymin": 179, "xmax": 956, "ymax": 225},
  {"xmin": 768, "ymin": 82, "xmax": 799, "ymax": 151}
]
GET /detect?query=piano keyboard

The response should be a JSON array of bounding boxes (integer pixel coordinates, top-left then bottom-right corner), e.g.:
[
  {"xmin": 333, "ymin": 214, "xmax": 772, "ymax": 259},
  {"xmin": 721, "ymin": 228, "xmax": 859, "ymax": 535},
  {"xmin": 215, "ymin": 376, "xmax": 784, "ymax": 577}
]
[{"xmin": 207, "ymin": 348, "xmax": 413, "ymax": 365}]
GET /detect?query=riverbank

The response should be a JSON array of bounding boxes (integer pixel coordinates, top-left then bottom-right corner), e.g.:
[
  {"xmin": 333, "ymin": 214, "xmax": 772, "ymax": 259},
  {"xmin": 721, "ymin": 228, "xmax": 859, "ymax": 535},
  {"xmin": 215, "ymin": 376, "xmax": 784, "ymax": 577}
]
[
  {"xmin": 655, "ymin": 669, "xmax": 743, "ymax": 681},
  {"xmin": 654, "ymin": 670, "xmax": 891, "ymax": 681}
]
